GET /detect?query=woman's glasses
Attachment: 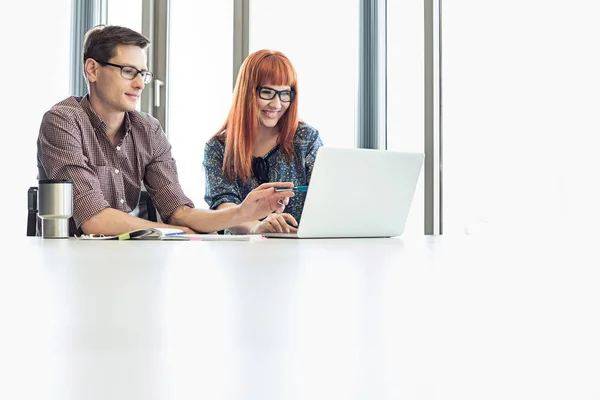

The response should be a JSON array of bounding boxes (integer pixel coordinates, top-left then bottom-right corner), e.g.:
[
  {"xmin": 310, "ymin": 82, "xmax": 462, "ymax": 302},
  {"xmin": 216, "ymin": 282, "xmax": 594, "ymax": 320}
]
[{"xmin": 257, "ymin": 86, "xmax": 296, "ymax": 102}]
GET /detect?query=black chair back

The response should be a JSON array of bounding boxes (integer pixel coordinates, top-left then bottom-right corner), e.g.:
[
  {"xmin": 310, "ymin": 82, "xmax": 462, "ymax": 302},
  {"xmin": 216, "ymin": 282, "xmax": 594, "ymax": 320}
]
[{"xmin": 27, "ymin": 187, "xmax": 38, "ymax": 236}]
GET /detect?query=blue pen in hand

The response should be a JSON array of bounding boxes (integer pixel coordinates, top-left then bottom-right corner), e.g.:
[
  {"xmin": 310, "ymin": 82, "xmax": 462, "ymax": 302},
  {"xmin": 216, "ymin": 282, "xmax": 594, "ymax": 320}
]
[{"xmin": 274, "ymin": 186, "xmax": 308, "ymax": 193}]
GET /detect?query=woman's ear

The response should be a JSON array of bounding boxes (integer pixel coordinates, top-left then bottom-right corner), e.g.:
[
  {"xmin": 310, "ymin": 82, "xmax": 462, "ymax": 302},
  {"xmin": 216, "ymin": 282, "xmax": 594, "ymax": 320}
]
[{"xmin": 84, "ymin": 59, "xmax": 99, "ymax": 83}]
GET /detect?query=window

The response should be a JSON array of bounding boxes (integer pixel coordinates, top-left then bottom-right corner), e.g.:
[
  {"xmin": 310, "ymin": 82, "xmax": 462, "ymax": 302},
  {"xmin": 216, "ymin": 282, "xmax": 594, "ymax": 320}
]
[
  {"xmin": 250, "ymin": 0, "xmax": 359, "ymax": 149},
  {"xmin": 443, "ymin": 1, "xmax": 600, "ymax": 235},
  {"xmin": 167, "ymin": 1, "xmax": 234, "ymax": 207},
  {"xmin": 387, "ymin": 1, "xmax": 425, "ymax": 236},
  {"xmin": 107, "ymin": 0, "xmax": 142, "ymax": 32},
  {"xmin": 0, "ymin": 1, "xmax": 71, "ymax": 231}
]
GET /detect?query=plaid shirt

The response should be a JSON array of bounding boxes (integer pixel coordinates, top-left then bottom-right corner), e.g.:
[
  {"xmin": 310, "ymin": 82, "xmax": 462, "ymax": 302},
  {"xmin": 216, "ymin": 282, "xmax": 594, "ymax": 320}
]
[{"xmin": 37, "ymin": 95, "xmax": 194, "ymax": 235}]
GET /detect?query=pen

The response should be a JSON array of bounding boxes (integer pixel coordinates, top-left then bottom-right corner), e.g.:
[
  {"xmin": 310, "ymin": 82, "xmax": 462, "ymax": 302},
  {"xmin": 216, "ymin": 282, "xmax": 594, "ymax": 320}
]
[{"xmin": 274, "ymin": 186, "xmax": 308, "ymax": 193}]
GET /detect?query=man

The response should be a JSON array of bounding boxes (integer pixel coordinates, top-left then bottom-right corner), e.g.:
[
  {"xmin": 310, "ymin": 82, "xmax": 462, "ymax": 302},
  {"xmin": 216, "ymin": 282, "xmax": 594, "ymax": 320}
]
[{"xmin": 37, "ymin": 25, "xmax": 294, "ymax": 236}]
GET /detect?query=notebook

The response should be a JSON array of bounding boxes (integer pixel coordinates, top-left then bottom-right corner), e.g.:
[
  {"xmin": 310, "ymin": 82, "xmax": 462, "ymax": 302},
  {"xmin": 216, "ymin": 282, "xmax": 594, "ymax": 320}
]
[
  {"xmin": 79, "ymin": 228, "xmax": 263, "ymax": 241},
  {"xmin": 264, "ymin": 147, "xmax": 424, "ymax": 239},
  {"xmin": 78, "ymin": 227, "xmax": 186, "ymax": 240}
]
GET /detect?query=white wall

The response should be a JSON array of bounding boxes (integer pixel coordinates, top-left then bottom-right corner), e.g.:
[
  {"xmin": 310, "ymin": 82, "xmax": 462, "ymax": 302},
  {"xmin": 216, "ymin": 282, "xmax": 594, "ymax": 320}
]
[{"xmin": 0, "ymin": 3, "xmax": 71, "ymax": 235}]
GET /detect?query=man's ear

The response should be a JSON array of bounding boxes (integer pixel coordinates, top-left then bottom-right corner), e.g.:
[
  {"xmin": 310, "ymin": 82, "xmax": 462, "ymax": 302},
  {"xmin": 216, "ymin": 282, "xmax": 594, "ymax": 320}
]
[{"xmin": 84, "ymin": 59, "xmax": 99, "ymax": 83}]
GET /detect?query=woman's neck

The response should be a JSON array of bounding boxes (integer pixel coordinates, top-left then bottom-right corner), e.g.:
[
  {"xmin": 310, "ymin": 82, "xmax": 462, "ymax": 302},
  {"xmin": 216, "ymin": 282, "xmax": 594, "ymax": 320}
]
[{"xmin": 253, "ymin": 126, "xmax": 279, "ymax": 157}]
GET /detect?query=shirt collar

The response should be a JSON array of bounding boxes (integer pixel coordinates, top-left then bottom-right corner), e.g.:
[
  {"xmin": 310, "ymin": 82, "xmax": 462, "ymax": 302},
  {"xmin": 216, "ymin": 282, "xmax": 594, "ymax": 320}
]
[
  {"xmin": 81, "ymin": 94, "xmax": 133, "ymax": 138},
  {"xmin": 81, "ymin": 95, "xmax": 104, "ymax": 131}
]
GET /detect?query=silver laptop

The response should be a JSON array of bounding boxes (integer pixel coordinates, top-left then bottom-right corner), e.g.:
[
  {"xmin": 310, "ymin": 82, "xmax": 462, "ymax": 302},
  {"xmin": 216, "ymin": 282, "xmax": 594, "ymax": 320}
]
[{"xmin": 264, "ymin": 147, "xmax": 424, "ymax": 238}]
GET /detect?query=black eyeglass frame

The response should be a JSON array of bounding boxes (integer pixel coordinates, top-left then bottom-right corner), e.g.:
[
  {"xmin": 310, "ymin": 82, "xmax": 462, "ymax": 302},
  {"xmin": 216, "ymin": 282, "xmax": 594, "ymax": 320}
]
[
  {"xmin": 94, "ymin": 59, "xmax": 154, "ymax": 84},
  {"xmin": 256, "ymin": 86, "xmax": 296, "ymax": 102}
]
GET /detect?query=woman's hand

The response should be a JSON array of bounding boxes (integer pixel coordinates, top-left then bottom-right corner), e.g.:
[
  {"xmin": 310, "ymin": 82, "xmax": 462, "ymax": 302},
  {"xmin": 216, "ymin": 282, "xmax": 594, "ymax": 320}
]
[
  {"xmin": 250, "ymin": 213, "xmax": 298, "ymax": 234},
  {"xmin": 239, "ymin": 182, "xmax": 295, "ymax": 221}
]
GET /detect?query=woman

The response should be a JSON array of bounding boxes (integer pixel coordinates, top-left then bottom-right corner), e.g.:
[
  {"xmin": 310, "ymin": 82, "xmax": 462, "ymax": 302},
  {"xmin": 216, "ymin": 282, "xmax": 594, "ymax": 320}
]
[{"xmin": 203, "ymin": 49, "xmax": 323, "ymax": 234}]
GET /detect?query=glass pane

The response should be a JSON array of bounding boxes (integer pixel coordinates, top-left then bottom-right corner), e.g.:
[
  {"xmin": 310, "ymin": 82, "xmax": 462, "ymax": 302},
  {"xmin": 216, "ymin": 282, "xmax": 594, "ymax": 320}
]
[
  {"xmin": 387, "ymin": 1, "xmax": 425, "ymax": 236},
  {"xmin": 107, "ymin": 0, "xmax": 143, "ymax": 111},
  {"xmin": 0, "ymin": 1, "xmax": 71, "ymax": 231},
  {"xmin": 168, "ymin": 1, "xmax": 233, "ymax": 208},
  {"xmin": 443, "ymin": 1, "xmax": 600, "ymax": 235},
  {"xmin": 107, "ymin": 0, "xmax": 142, "ymax": 33},
  {"xmin": 250, "ymin": 0, "xmax": 359, "ymax": 149}
]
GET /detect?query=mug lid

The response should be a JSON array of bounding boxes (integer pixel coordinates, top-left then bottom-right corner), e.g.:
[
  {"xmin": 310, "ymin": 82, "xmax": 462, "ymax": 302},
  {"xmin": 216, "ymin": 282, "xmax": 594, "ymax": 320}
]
[{"xmin": 39, "ymin": 179, "xmax": 73, "ymax": 184}]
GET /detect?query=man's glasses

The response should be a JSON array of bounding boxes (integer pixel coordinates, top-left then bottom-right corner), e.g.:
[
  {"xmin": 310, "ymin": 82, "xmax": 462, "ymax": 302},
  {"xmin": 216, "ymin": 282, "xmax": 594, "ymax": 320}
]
[
  {"xmin": 95, "ymin": 59, "xmax": 154, "ymax": 84},
  {"xmin": 257, "ymin": 86, "xmax": 295, "ymax": 103}
]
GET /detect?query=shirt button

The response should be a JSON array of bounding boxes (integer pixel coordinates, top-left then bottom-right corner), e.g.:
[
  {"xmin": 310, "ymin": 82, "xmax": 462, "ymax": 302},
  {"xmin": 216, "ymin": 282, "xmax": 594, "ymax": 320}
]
[
  {"xmin": 115, "ymin": 169, "xmax": 119, "ymax": 174},
  {"xmin": 116, "ymin": 146, "xmax": 121, "ymax": 151},
  {"xmin": 120, "ymin": 199, "xmax": 125, "ymax": 204}
]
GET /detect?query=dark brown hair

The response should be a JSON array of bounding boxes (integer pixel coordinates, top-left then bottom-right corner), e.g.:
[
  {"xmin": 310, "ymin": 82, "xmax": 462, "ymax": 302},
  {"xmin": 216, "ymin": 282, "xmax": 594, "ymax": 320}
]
[{"xmin": 82, "ymin": 25, "xmax": 150, "ymax": 66}]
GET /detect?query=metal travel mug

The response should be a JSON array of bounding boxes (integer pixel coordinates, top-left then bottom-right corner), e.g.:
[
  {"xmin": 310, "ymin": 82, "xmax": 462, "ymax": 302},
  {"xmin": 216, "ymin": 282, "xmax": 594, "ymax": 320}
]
[{"xmin": 38, "ymin": 179, "xmax": 73, "ymax": 239}]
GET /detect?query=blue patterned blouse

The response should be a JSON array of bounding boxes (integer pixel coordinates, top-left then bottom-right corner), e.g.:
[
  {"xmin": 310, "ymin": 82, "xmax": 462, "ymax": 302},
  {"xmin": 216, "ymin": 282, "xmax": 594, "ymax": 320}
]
[{"xmin": 203, "ymin": 122, "xmax": 323, "ymax": 222}]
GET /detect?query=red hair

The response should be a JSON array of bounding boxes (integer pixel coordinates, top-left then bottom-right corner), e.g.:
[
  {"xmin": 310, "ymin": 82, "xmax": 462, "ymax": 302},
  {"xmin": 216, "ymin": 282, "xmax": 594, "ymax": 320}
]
[{"xmin": 215, "ymin": 49, "xmax": 299, "ymax": 182}]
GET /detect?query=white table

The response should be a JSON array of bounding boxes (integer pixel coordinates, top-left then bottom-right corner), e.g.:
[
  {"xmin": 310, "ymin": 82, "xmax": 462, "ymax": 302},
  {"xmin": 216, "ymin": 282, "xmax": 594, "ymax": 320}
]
[{"xmin": 0, "ymin": 234, "xmax": 599, "ymax": 400}]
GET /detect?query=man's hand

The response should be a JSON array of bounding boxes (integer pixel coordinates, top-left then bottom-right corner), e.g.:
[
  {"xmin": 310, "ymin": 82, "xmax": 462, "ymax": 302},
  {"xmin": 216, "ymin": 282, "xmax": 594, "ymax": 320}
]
[
  {"xmin": 250, "ymin": 213, "xmax": 298, "ymax": 234},
  {"xmin": 175, "ymin": 225, "xmax": 196, "ymax": 234},
  {"xmin": 239, "ymin": 182, "xmax": 295, "ymax": 222}
]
